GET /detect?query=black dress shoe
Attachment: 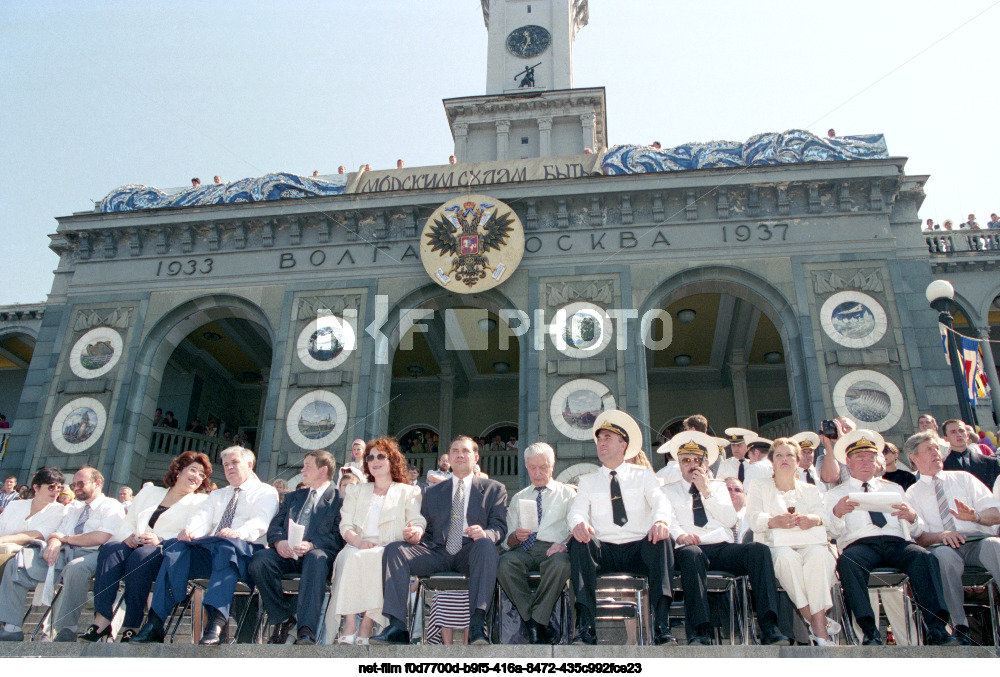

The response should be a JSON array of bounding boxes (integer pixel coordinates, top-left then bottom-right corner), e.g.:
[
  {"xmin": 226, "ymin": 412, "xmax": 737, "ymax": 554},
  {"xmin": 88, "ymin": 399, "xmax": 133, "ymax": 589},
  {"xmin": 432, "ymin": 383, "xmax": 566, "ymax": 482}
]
[
  {"xmin": 295, "ymin": 627, "xmax": 316, "ymax": 645},
  {"xmin": 544, "ymin": 623, "xmax": 559, "ymax": 645},
  {"xmin": 130, "ymin": 615, "xmax": 166, "ymax": 644},
  {"xmin": 469, "ymin": 624, "xmax": 489, "ymax": 645},
  {"xmin": 688, "ymin": 634, "xmax": 713, "ymax": 646},
  {"xmin": 526, "ymin": 619, "xmax": 543, "ymax": 645},
  {"xmin": 926, "ymin": 628, "xmax": 960, "ymax": 646},
  {"xmin": 653, "ymin": 627, "xmax": 677, "ymax": 646},
  {"xmin": 862, "ymin": 629, "xmax": 882, "ymax": 646},
  {"xmin": 199, "ymin": 609, "xmax": 228, "ymax": 646},
  {"xmin": 571, "ymin": 625, "xmax": 597, "ymax": 645},
  {"xmin": 78, "ymin": 624, "xmax": 112, "ymax": 643},
  {"xmin": 954, "ymin": 625, "xmax": 972, "ymax": 646},
  {"xmin": 269, "ymin": 616, "xmax": 297, "ymax": 645},
  {"xmin": 369, "ymin": 624, "xmax": 410, "ymax": 645},
  {"xmin": 759, "ymin": 625, "xmax": 791, "ymax": 646}
]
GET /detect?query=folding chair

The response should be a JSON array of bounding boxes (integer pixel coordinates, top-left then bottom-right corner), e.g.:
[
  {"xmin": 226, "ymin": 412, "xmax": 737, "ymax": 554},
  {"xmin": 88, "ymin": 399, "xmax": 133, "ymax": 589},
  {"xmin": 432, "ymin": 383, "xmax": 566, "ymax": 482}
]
[
  {"xmin": 497, "ymin": 572, "xmax": 572, "ymax": 644},
  {"xmin": 962, "ymin": 565, "xmax": 999, "ymax": 650},
  {"xmin": 251, "ymin": 574, "xmax": 332, "ymax": 644},
  {"xmin": 166, "ymin": 579, "xmax": 258, "ymax": 644},
  {"xmin": 592, "ymin": 574, "xmax": 651, "ymax": 646},
  {"xmin": 843, "ymin": 567, "xmax": 923, "ymax": 646}
]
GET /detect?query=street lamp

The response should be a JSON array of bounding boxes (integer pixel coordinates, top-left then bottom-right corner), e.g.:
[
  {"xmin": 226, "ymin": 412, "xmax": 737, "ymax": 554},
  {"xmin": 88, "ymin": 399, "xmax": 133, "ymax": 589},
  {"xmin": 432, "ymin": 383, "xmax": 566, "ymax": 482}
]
[{"xmin": 925, "ymin": 279, "xmax": 976, "ymax": 425}]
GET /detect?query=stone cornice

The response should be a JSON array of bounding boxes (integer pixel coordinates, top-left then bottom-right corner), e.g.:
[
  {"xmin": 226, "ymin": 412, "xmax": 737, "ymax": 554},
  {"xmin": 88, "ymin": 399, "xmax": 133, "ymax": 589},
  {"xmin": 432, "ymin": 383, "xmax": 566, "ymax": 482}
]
[{"xmin": 50, "ymin": 162, "xmax": 908, "ymax": 263}]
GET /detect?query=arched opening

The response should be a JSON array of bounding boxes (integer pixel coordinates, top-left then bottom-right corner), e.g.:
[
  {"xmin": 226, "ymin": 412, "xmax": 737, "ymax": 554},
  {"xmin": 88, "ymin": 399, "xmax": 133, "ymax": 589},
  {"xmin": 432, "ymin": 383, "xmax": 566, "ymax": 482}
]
[
  {"xmin": 385, "ymin": 289, "xmax": 522, "ymax": 488},
  {"xmin": 640, "ymin": 271, "xmax": 802, "ymax": 471},
  {"xmin": 0, "ymin": 331, "xmax": 35, "ymax": 455},
  {"xmin": 113, "ymin": 296, "xmax": 274, "ymax": 488}
]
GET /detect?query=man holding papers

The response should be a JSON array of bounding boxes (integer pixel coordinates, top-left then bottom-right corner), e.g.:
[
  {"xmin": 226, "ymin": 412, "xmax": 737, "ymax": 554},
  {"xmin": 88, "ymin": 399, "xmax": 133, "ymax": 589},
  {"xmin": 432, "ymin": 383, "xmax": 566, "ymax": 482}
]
[
  {"xmin": 567, "ymin": 410, "xmax": 677, "ymax": 646},
  {"xmin": 903, "ymin": 429, "xmax": 1000, "ymax": 646},
  {"xmin": 497, "ymin": 442, "xmax": 575, "ymax": 644},
  {"xmin": 249, "ymin": 450, "xmax": 343, "ymax": 644},
  {"xmin": 662, "ymin": 431, "xmax": 788, "ymax": 646},
  {"xmin": 825, "ymin": 429, "xmax": 958, "ymax": 646}
]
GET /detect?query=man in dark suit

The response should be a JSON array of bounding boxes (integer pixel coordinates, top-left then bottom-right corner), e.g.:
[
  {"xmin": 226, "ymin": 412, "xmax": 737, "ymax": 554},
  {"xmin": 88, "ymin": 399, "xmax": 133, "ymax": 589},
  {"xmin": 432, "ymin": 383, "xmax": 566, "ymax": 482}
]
[
  {"xmin": 249, "ymin": 450, "xmax": 344, "ymax": 644},
  {"xmin": 942, "ymin": 419, "xmax": 1000, "ymax": 489},
  {"xmin": 370, "ymin": 435, "xmax": 507, "ymax": 645}
]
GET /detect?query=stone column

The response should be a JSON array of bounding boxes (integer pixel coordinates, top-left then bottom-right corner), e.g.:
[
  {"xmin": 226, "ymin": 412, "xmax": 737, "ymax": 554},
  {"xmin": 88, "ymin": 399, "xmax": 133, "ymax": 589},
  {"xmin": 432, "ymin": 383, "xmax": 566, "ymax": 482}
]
[
  {"xmin": 580, "ymin": 113, "xmax": 597, "ymax": 152},
  {"xmin": 453, "ymin": 122, "xmax": 468, "ymax": 163},
  {"xmin": 439, "ymin": 363, "xmax": 454, "ymax": 446},
  {"xmin": 728, "ymin": 349, "xmax": 752, "ymax": 428},
  {"xmin": 978, "ymin": 327, "xmax": 1000, "ymax": 423},
  {"xmin": 538, "ymin": 116, "xmax": 553, "ymax": 158},
  {"xmin": 495, "ymin": 119, "xmax": 511, "ymax": 162}
]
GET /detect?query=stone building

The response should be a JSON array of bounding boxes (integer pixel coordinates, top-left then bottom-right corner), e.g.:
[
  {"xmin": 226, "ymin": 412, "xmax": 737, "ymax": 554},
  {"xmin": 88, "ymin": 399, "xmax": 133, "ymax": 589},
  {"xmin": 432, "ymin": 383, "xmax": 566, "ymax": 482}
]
[{"xmin": 2, "ymin": 0, "xmax": 998, "ymax": 491}]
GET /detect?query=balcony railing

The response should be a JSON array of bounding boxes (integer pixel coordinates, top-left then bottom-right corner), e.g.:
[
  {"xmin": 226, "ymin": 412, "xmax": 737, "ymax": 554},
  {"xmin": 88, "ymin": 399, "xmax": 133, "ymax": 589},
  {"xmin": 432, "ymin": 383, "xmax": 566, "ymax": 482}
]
[
  {"xmin": 405, "ymin": 450, "xmax": 520, "ymax": 488},
  {"xmin": 148, "ymin": 428, "xmax": 228, "ymax": 464},
  {"xmin": 925, "ymin": 231, "xmax": 1000, "ymax": 254}
]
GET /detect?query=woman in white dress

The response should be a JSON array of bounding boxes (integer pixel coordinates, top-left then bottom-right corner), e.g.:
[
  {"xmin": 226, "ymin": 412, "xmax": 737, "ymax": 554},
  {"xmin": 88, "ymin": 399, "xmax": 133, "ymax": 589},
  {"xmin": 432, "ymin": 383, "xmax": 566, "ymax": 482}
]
[
  {"xmin": 0, "ymin": 467, "xmax": 66, "ymax": 572},
  {"xmin": 746, "ymin": 437, "xmax": 838, "ymax": 645},
  {"xmin": 326, "ymin": 437, "xmax": 424, "ymax": 645}
]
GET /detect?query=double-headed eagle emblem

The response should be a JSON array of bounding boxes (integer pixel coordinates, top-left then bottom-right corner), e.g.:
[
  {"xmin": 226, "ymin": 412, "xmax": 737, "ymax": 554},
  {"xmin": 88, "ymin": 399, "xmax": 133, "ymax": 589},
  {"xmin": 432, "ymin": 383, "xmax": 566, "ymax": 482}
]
[{"xmin": 425, "ymin": 200, "xmax": 516, "ymax": 287}]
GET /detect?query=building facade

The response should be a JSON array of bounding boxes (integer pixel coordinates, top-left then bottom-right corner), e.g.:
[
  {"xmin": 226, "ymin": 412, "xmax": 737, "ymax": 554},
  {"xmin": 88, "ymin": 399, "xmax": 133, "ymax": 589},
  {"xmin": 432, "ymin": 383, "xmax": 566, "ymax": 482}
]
[{"xmin": 3, "ymin": 0, "xmax": 998, "ymax": 491}]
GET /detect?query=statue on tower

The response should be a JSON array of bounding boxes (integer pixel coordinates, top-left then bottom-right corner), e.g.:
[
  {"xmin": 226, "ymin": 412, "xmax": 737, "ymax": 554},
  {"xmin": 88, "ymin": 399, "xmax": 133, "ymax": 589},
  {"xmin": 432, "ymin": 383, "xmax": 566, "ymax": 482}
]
[{"xmin": 515, "ymin": 62, "xmax": 540, "ymax": 88}]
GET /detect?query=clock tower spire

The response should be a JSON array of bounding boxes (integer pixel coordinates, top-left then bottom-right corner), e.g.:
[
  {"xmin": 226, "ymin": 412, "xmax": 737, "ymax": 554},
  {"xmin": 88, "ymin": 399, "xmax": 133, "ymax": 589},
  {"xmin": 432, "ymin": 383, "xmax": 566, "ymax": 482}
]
[
  {"xmin": 443, "ymin": 0, "xmax": 604, "ymax": 163},
  {"xmin": 482, "ymin": 0, "xmax": 589, "ymax": 94}
]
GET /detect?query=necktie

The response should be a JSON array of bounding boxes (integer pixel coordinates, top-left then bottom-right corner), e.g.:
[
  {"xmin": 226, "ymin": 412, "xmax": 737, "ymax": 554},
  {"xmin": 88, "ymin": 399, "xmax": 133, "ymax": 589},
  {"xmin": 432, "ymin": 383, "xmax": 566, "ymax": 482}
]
[
  {"xmin": 523, "ymin": 487, "xmax": 544, "ymax": 551},
  {"xmin": 446, "ymin": 479, "xmax": 465, "ymax": 555},
  {"xmin": 690, "ymin": 483, "xmax": 708, "ymax": 527},
  {"xmin": 297, "ymin": 489, "xmax": 317, "ymax": 534},
  {"xmin": 215, "ymin": 487, "xmax": 242, "ymax": 535},
  {"xmin": 74, "ymin": 504, "xmax": 91, "ymax": 535},
  {"xmin": 738, "ymin": 460, "xmax": 745, "ymax": 483},
  {"xmin": 863, "ymin": 481, "xmax": 887, "ymax": 528},
  {"xmin": 933, "ymin": 476, "xmax": 957, "ymax": 531},
  {"xmin": 610, "ymin": 471, "xmax": 628, "ymax": 527},
  {"xmin": 731, "ymin": 522, "xmax": 739, "ymax": 542},
  {"xmin": 805, "ymin": 468, "xmax": 816, "ymax": 485}
]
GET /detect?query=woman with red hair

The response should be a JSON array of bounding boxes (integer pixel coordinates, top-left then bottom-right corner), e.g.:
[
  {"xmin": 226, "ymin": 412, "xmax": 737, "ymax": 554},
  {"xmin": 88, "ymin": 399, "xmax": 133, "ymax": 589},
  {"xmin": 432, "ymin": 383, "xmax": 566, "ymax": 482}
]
[
  {"xmin": 80, "ymin": 450, "xmax": 213, "ymax": 642},
  {"xmin": 324, "ymin": 437, "xmax": 425, "ymax": 644}
]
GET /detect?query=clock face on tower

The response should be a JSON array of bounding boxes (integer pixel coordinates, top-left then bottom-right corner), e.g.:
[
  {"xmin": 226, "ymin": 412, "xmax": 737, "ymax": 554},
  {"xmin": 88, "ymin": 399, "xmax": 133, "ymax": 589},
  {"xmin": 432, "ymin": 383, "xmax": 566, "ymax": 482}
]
[{"xmin": 505, "ymin": 25, "xmax": 551, "ymax": 58}]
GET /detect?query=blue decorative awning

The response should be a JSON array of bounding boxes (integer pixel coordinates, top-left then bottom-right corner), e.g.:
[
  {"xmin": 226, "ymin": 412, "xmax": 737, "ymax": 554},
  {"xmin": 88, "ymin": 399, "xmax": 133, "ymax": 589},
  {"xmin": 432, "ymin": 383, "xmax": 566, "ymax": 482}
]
[
  {"xmin": 98, "ymin": 172, "xmax": 347, "ymax": 213},
  {"xmin": 601, "ymin": 130, "xmax": 888, "ymax": 175}
]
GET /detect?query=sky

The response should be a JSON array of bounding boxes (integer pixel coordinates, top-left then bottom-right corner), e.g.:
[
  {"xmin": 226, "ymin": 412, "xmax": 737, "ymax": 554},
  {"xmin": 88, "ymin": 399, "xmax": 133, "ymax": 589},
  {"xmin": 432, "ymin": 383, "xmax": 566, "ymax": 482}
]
[{"xmin": 2, "ymin": 1, "xmax": 998, "ymax": 305}]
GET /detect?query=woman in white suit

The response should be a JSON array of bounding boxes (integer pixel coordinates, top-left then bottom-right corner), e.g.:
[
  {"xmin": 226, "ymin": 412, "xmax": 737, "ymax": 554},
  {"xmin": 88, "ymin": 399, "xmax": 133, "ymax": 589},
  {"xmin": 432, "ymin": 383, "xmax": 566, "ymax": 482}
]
[
  {"xmin": 746, "ymin": 437, "xmax": 838, "ymax": 645},
  {"xmin": 79, "ymin": 451, "xmax": 213, "ymax": 642},
  {"xmin": 325, "ymin": 437, "xmax": 424, "ymax": 645}
]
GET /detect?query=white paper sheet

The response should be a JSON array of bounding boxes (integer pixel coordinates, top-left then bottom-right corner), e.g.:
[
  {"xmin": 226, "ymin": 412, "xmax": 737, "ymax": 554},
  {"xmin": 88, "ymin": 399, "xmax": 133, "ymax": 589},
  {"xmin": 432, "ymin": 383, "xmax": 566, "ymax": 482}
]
[
  {"xmin": 287, "ymin": 519, "xmax": 305, "ymax": 559},
  {"xmin": 518, "ymin": 499, "xmax": 539, "ymax": 532},
  {"xmin": 771, "ymin": 525, "xmax": 828, "ymax": 548},
  {"xmin": 847, "ymin": 492, "xmax": 901, "ymax": 511},
  {"xmin": 677, "ymin": 526, "xmax": 729, "ymax": 547}
]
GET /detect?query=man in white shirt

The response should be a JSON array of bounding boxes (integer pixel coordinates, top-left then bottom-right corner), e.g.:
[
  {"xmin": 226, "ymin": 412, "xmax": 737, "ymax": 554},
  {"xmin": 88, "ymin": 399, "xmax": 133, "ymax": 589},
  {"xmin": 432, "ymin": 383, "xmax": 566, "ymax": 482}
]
[
  {"xmin": 567, "ymin": 410, "xmax": 676, "ymax": 646},
  {"xmin": 791, "ymin": 432, "xmax": 825, "ymax": 496},
  {"xmin": 0, "ymin": 466, "xmax": 124, "ymax": 642},
  {"xmin": 825, "ymin": 429, "xmax": 958, "ymax": 646},
  {"xmin": 426, "ymin": 452, "xmax": 452, "ymax": 486},
  {"xmin": 132, "ymin": 446, "xmax": 279, "ymax": 645},
  {"xmin": 663, "ymin": 431, "xmax": 788, "ymax": 646},
  {"xmin": 724, "ymin": 478, "xmax": 750, "ymax": 543},
  {"xmin": 117, "ymin": 486, "xmax": 133, "ymax": 512},
  {"xmin": 716, "ymin": 429, "xmax": 773, "ymax": 485},
  {"xmin": 903, "ymin": 430, "xmax": 1000, "ymax": 645},
  {"xmin": 498, "ymin": 442, "xmax": 575, "ymax": 644}
]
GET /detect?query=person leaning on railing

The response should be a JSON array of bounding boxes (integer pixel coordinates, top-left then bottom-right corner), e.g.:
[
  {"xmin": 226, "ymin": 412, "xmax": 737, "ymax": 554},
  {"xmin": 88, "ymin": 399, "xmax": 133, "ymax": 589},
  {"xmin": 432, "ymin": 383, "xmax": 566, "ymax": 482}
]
[{"xmin": 80, "ymin": 451, "xmax": 213, "ymax": 642}]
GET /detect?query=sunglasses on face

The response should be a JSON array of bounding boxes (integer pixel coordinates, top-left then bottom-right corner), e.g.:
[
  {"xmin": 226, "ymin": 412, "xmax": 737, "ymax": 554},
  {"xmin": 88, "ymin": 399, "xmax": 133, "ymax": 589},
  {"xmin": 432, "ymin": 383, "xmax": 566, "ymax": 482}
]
[{"xmin": 366, "ymin": 453, "xmax": 388, "ymax": 462}]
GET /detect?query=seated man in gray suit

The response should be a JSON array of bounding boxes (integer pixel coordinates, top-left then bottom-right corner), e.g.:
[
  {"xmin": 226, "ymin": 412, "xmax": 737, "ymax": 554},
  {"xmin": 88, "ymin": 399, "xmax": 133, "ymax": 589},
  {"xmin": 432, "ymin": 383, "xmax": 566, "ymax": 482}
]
[
  {"xmin": 249, "ymin": 450, "xmax": 344, "ymax": 645},
  {"xmin": 370, "ymin": 435, "xmax": 507, "ymax": 645},
  {"xmin": 498, "ymin": 442, "xmax": 575, "ymax": 644}
]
